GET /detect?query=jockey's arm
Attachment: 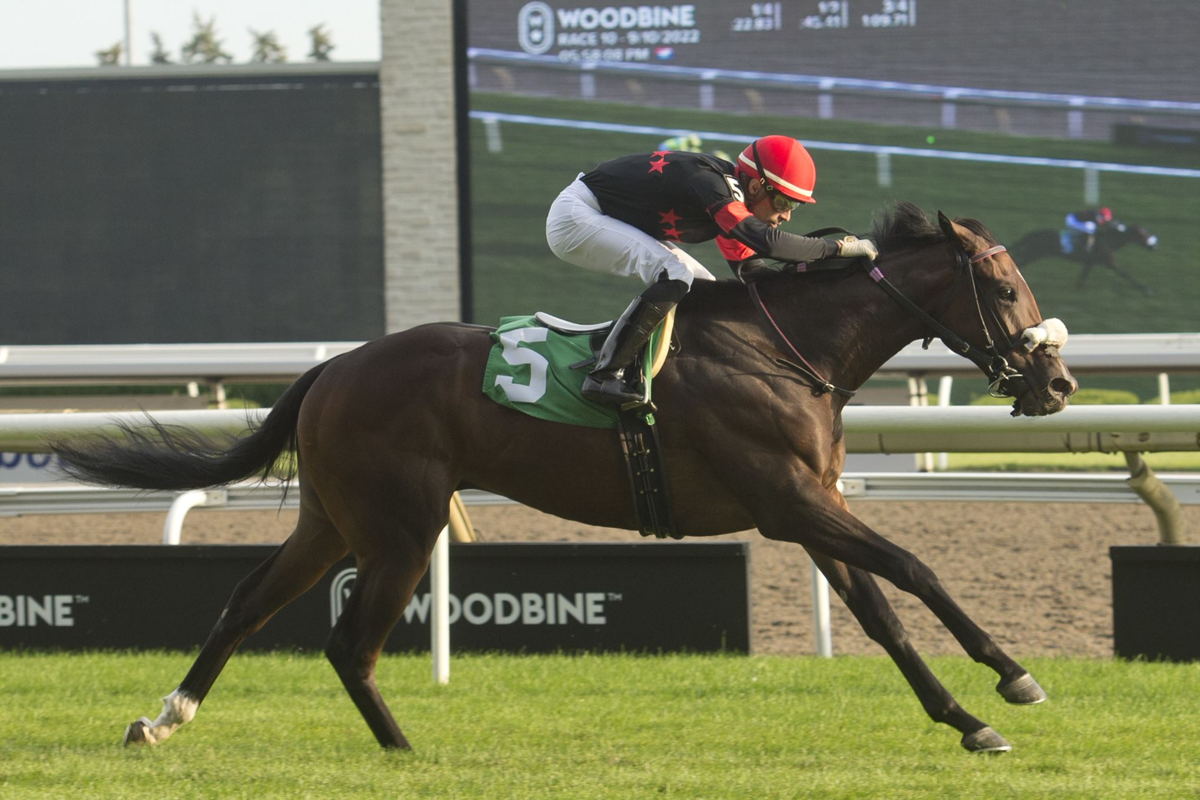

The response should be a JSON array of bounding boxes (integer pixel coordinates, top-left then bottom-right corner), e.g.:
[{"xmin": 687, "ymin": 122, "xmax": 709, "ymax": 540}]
[
  {"xmin": 711, "ymin": 200, "xmax": 838, "ymax": 264},
  {"xmin": 1064, "ymin": 212, "xmax": 1097, "ymax": 235}
]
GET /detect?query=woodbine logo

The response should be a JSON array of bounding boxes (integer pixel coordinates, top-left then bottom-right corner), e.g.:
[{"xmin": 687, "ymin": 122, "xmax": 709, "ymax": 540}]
[
  {"xmin": 518, "ymin": 2, "xmax": 698, "ymax": 54},
  {"xmin": 0, "ymin": 594, "xmax": 79, "ymax": 627},
  {"xmin": 329, "ymin": 568, "xmax": 614, "ymax": 627}
]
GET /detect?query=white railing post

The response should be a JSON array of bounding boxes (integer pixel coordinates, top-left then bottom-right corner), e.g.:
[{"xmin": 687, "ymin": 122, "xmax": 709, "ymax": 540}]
[
  {"xmin": 162, "ymin": 489, "xmax": 210, "ymax": 544},
  {"xmin": 430, "ymin": 526, "xmax": 450, "ymax": 684},
  {"xmin": 811, "ymin": 560, "xmax": 832, "ymax": 657},
  {"xmin": 818, "ymin": 78, "xmax": 835, "ymax": 119},
  {"xmin": 482, "ymin": 114, "xmax": 503, "ymax": 153},
  {"xmin": 876, "ymin": 151, "xmax": 892, "ymax": 188},
  {"xmin": 936, "ymin": 375, "xmax": 954, "ymax": 470}
]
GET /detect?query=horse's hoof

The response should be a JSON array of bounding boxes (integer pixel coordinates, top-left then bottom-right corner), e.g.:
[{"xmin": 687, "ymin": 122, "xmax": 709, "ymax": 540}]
[
  {"xmin": 123, "ymin": 717, "xmax": 153, "ymax": 746},
  {"xmin": 998, "ymin": 672, "xmax": 1047, "ymax": 705},
  {"xmin": 961, "ymin": 726, "xmax": 1012, "ymax": 754}
]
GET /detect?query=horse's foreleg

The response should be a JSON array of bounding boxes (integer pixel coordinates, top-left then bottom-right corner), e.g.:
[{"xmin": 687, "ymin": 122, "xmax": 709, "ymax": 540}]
[
  {"xmin": 806, "ymin": 550, "xmax": 1013, "ymax": 753},
  {"xmin": 761, "ymin": 495, "xmax": 1044, "ymax": 704},
  {"xmin": 1075, "ymin": 256, "xmax": 1096, "ymax": 287},
  {"xmin": 124, "ymin": 506, "xmax": 347, "ymax": 747},
  {"xmin": 1104, "ymin": 258, "xmax": 1153, "ymax": 295}
]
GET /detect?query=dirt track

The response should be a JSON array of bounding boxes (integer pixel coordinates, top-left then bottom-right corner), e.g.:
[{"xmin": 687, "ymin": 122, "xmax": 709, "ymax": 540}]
[{"xmin": 5, "ymin": 498, "xmax": 1189, "ymax": 659}]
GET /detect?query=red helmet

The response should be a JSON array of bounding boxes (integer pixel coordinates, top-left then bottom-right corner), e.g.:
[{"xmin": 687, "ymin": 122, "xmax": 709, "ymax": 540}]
[
  {"xmin": 736, "ymin": 135, "xmax": 817, "ymax": 204},
  {"xmin": 1097, "ymin": 207, "xmax": 1113, "ymax": 223}
]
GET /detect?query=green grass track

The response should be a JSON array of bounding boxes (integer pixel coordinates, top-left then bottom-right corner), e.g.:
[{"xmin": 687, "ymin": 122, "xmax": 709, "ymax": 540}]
[{"xmin": 1, "ymin": 651, "xmax": 1197, "ymax": 798}]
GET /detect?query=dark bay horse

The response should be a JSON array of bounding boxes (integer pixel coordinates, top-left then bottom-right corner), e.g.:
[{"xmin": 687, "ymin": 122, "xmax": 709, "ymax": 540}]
[
  {"xmin": 1008, "ymin": 220, "xmax": 1158, "ymax": 294},
  {"xmin": 52, "ymin": 202, "xmax": 1077, "ymax": 754}
]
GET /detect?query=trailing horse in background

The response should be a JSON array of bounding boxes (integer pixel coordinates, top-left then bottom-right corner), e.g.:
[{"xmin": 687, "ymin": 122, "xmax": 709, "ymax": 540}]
[
  {"xmin": 1009, "ymin": 220, "xmax": 1158, "ymax": 294},
  {"xmin": 52, "ymin": 202, "xmax": 1076, "ymax": 754}
]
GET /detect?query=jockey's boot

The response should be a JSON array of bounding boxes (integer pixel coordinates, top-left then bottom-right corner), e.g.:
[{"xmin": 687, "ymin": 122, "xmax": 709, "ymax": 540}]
[{"xmin": 582, "ymin": 278, "xmax": 688, "ymax": 409}]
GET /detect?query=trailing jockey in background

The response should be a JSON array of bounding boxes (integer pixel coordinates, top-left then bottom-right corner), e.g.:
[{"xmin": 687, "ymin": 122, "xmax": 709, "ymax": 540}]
[
  {"xmin": 545, "ymin": 134, "xmax": 878, "ymax": 409},
  {"xmin": 656, "ymin": 133, "xmax": 732, "ymax": 164},
  {"xmin": 1062, "ymin": 206, "xmax": 1113, "ymax": 255}
]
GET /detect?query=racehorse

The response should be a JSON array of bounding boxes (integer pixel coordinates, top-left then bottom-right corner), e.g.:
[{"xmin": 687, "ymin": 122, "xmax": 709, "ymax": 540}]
[
  {"xmin": 52, "ymin": 202, "xmax": 1077, "ymax": 754},
  {"xmin": 1008, "ymin": 220, "xmax": 1158, "ymax": 294}
]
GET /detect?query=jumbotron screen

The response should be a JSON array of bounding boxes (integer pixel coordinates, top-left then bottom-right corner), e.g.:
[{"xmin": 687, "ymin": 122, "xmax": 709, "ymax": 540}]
[{"xmin": 470, "ymin": 0, "xmax": 1195, "ymax": 101}]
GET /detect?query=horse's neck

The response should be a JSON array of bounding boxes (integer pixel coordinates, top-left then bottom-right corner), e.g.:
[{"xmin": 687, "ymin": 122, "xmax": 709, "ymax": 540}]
[{"xmin": 690, "ymin": 270, "xmax": 936, "ymax": 393}]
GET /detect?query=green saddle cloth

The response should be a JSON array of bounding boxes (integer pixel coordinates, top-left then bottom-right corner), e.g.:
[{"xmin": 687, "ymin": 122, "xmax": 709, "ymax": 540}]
[{"xmin": 482, "ymin": 315, "xmax": 620, "ymax": 429}]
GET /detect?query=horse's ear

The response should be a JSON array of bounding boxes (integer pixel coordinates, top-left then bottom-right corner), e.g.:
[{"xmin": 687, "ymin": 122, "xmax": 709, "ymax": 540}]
[{"xmin": 936, "ymin": 210, "xmax": 959, "ymax": 244}]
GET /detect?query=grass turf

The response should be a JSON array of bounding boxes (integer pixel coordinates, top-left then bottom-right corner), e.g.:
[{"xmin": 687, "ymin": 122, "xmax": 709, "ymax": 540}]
[{"xmin": 1, "ymin": 651, "xmax": 1197, "ymax": 799}]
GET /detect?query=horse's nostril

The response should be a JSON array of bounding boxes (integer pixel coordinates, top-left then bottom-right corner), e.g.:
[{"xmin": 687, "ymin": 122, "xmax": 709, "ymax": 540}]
[{"xmin": 1051, "ymin": 376, "xmax": 1078, "ymax": 397}]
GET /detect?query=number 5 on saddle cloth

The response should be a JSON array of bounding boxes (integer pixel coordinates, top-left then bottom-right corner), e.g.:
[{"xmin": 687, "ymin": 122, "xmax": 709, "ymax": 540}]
[{"xmin": 482, "ymin": 310, "xmax": 678, "ymax": 538}]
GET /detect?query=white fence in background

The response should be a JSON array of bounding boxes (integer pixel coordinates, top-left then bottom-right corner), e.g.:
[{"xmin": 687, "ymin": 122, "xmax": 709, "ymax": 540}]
[
  {"xmin": 470, "ymin": 110, "xmax": 1200, "ymax": 206},
  {"xmin": 467, "ymin": 48, "xmax": 1200, "ymax": 139}
]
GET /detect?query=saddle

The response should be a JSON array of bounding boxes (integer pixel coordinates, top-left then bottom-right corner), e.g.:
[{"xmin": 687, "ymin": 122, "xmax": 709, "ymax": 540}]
[{"xmin": 481, "ymin": 311, "xmax": 679, "ymax": 538}]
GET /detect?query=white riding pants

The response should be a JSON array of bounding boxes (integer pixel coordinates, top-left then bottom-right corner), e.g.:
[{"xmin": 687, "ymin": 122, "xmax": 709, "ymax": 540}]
[{"xmin": 545, "ymin": 176, "xmax": 717, "ymax": 287}]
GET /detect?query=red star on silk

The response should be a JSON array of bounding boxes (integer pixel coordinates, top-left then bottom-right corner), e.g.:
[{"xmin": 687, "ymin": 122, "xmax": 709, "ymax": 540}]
[
  {"xmin": 658, "ymin": 209, "xmax": 681, "ymax": 225},
  {"xmin": 647, "ymin": 155, "xmax": 668, "ymax": 174},
  {"xmin": 662, "ymin": 227, "xmax": 682, "ymax": 240}
]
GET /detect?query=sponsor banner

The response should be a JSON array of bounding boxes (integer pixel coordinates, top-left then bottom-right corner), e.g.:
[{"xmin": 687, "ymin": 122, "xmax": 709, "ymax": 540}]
[
  {"xmin": 1110, "ymin": 546, "xmax": 1200, "ymax": 662},
  {"xmin": 0, "ymin": 452, "xmax": 58, "ymax": 483},
  {"xmin": 0, "ymin": 543, "xmax": 749, "ymax": 653}
]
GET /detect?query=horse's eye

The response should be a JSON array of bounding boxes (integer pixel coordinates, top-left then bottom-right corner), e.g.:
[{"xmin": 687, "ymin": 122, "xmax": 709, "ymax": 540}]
[{"xmin": 998, "ymin": 287, "xmax": 1017, "ymax": 302}]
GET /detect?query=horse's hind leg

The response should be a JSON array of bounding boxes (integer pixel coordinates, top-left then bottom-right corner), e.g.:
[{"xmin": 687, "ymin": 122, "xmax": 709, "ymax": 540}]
[
  {"xmin": 323, "ymin": 539, "xmax": 436, "ymax": 750},
  {"xmin": 807, "ymin": 550, "xmax": 1014, "ymax": 753},
  {"xmin": 124, "ymin": 500, "xmax": 348, "ymax": 746}
]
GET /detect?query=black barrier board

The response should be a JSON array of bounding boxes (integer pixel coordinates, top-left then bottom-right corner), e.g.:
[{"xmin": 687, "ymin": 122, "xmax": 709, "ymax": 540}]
[
  {"xmin": 0, "ymin": 543, "xmax": 748, "ymax": 653},
  {"xmin": 1110, "ymin": 545, "xmax": 1200, "ymax": 662}
]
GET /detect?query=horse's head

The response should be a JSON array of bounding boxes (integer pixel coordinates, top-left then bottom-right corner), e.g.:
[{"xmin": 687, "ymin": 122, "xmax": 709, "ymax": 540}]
[
  {"xmin": 872, "ymin": 203, "xmax": 1077, "ymax": 416},
  {"xmin": 1116, "ymin": 222, "xmax": 1159, "ymax": 250}
]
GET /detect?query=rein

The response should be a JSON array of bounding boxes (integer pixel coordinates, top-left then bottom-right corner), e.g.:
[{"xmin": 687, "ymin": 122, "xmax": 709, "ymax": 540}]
[
  {"xmin": 748, "ymin": 280, "xmax": 855, "ymax": 398},
  {"xmin": 748, "ymin": 234, "xmax": 1023, "ymax": 398},
  {"xmin": 867, "ymin": 243, "xmax": 1024, "ymax": 396}
]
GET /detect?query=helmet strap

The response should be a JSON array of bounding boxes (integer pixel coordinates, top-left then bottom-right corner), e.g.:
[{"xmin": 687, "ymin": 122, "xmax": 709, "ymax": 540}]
[{"xmin": 751, "ymin": 139, "xmax": 766, "ymax": 184}]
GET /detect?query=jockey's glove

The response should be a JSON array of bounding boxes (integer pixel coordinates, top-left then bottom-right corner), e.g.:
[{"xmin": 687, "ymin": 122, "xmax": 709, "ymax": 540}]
[{"xmin": 837, "ymin": 236, "xmax": 879, "ymax": 261}]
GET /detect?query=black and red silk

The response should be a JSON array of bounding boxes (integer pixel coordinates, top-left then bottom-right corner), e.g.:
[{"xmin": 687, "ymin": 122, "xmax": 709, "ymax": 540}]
[{"xmin": 580, "ymin": 150, "xmax": 836, "ymax": 268}]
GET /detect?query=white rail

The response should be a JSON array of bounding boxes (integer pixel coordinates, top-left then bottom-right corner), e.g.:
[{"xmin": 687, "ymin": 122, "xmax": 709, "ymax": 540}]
[
  {"xmin": 0, "ymin": 404, "xmax": 1194, "ymax": 454},
  {"xmin": 467, "ymin": 48, "xmax": 1200, "ymax": 133},
  {"xmin": 1, "ymin": 335, "xmax": 1197, "ymax": 390},
  {"xmin": 2, "ymin": 472, "xmax": 1197, "ymax": 524}
]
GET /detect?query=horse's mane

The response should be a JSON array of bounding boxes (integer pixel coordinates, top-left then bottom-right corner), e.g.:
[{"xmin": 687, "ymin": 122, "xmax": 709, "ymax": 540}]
[{"xmin": 871, "ymin": 201, "xmax": 998, "ymax": 254}]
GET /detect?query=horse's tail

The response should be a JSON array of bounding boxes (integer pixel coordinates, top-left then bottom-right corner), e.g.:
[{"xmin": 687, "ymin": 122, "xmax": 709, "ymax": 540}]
[{"xmin": 51, "ymin": 358, "xmax": 334, "ymax": 491}]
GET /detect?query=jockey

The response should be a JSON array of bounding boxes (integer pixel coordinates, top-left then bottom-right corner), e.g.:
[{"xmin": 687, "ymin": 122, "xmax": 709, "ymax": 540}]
[
  {"xmin": 1064, "ymin": 207, "xmax": 1114, "ymax": 253},
  {"xmin": 657, "ymin": 132, "xmax": 731, "ymax": 163},
  {"xmin": 546, "ymin": 134, "xmax": 878, "ymax": 409}
]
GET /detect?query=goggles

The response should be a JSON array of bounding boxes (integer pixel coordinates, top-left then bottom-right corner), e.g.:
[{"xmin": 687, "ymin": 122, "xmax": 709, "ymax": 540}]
[{"xmin": 765, "ymin": 185, "xmax": 798, "ymax": 213}]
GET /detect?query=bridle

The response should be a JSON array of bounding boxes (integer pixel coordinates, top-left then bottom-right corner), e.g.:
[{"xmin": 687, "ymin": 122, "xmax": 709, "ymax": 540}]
[
  {"xmin": 866, "ymin": 241, "xmax": 1024, "ymax": 397},
  {"xmin": 749, "ymin": 224, "xmax": 1031, "ymax": 399}
]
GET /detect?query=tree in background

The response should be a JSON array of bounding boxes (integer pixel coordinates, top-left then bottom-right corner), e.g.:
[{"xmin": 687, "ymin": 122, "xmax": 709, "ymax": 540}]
[
  {"xmin": 307, "ymin": 24, "xmax": 335, "ymax": 61},
  {"xmin": 95, "ymin": 42, "xmax": 122, "ymax": 66},
  {"xmin": 96, "ymin": 15, "xmax": 337, "ymax": 67},
  {"xmin": 149, "ymin": 32, "xmax": 173, "ymax": 65},
  {"xmin": 181, "ymin": 13, "xmax": 233, "ymax": 64},
  {"xmin": 249, "ymin": 29, "xmax": 287, "ymax": 63}
]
